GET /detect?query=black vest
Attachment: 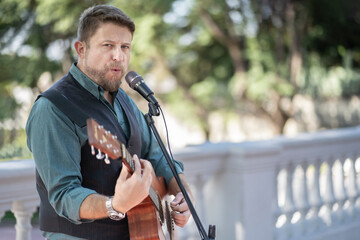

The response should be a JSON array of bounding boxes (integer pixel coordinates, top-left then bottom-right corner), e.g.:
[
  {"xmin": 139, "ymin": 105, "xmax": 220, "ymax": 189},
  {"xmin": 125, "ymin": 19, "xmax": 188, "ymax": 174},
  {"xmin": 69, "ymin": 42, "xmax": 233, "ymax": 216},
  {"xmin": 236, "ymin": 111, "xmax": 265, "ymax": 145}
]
[{"xmin": 35, "ymin": 73, "xmax": 142, "ymax": 239}]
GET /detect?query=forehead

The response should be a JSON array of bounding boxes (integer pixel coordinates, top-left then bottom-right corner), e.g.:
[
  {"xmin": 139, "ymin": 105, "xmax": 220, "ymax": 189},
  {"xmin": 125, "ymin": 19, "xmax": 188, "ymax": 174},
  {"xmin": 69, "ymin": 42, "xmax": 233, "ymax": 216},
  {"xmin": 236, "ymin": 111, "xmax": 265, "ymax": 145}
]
[{"xmin": 89, "ymin": 22, "xmax": 132, "ymax": 43}]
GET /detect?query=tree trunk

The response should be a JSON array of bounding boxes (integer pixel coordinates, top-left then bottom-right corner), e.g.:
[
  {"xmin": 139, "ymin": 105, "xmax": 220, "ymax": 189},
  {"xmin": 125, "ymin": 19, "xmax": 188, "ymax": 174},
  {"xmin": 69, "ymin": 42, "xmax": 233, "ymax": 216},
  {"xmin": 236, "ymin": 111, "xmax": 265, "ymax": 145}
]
[
  {"xmin": 199, "ymin": 9, "xmax": 247, "ymax": 99},
  {"xmin": 286, "ymin": 0, "xmax": 302, "ymax": 90}
]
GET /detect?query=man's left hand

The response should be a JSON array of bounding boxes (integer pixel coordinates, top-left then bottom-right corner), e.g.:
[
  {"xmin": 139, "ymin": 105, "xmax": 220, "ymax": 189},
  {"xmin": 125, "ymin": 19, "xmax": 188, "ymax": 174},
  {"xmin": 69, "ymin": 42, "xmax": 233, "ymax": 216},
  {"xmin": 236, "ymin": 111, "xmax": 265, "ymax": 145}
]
[{"xmin": 170, "ymin": 192, "xmax": 192, "ymax": 227}]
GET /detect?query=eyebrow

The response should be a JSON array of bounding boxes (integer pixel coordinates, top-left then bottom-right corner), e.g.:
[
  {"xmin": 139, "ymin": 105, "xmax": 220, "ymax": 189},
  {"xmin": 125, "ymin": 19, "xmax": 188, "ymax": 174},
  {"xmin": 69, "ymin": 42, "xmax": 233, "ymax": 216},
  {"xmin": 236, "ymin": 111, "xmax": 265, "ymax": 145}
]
[{"xmin": 102, "ymin": 40, "xmax": 131, "ymax": 45}]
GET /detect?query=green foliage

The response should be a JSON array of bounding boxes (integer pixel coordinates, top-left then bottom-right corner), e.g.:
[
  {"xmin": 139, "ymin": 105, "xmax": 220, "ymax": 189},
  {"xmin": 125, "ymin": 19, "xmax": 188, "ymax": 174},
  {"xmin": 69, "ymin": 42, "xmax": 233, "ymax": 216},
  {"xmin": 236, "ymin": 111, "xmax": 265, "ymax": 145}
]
[
  {"xmin": 307, "ymin": 0, "xmax": 360, "ymax": 66},
  {"xmin": 302, "ymin": 53, "xmax": 360, "ymax": 98},
  {"xmin": 0, "ymin": 87, "xmax": 18, "ymax": 120},
  {"xmin": 245, "ymin": 37, "xmax": 294, "ymax": 101},
  {"xmin": 0, "ymin": 0, "xmax": 360, "ymax": 142},
  {"xmin": 0, "ymin": 209, "xmax": 38, "ymax": 224},
  {"xmin": 0, "ymin": 142, "xmax": 31, "ymax": 160},
  {"xmin": 0, "ymin": 128, "xmax": 31, "ymax": 160}
]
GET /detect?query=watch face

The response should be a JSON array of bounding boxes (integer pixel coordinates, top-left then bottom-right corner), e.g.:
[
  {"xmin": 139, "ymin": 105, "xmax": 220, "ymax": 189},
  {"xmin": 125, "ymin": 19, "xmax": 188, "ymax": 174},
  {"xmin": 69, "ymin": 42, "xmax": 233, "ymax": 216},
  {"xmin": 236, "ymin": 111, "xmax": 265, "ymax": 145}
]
[{"xmin": 109, "ymin": 212, "xmax": 124, "ymax": 221}]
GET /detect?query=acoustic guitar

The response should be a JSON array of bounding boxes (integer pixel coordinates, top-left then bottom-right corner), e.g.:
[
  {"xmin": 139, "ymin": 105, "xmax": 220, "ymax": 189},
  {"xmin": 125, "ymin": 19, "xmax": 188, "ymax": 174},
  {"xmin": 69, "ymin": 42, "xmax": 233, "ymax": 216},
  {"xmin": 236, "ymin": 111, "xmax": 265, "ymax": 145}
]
[{"xmin": 86, "ymin": 118, "xmax": 174, "ymax": 240}]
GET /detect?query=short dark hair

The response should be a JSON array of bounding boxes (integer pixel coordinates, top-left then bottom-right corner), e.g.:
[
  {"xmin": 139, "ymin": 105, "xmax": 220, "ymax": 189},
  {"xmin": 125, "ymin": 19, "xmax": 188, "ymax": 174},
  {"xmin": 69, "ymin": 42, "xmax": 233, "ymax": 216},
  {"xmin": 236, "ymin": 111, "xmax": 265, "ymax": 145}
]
[{"xmin": 77, "ymin": 5, "xmax": 135, "ymax": 44}]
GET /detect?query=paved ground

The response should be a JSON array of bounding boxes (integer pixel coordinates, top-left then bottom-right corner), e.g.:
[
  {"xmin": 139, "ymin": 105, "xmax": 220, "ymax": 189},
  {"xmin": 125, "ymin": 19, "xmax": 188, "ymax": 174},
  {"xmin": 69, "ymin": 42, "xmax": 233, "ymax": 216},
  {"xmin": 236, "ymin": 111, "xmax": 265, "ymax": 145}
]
[{"xmin": 0, "ymin": 223, "xmax": 43, "ymax": 240}]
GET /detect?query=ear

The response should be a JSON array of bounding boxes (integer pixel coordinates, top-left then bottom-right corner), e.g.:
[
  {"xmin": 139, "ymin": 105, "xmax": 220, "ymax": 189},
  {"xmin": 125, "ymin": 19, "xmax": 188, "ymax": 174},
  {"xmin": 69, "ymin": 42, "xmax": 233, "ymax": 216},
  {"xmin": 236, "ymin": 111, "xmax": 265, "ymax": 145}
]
[{"xmin": 74, "ymin": 41, "xmax": 86, "ymax": 58}]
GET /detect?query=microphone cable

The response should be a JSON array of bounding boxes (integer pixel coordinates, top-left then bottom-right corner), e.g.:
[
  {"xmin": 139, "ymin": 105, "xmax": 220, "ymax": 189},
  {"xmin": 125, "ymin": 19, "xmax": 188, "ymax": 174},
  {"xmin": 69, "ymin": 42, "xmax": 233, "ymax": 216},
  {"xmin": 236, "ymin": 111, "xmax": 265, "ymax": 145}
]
[{"xmin": 158, "ymin": 106, "xmax": 176, "ymax": 163}]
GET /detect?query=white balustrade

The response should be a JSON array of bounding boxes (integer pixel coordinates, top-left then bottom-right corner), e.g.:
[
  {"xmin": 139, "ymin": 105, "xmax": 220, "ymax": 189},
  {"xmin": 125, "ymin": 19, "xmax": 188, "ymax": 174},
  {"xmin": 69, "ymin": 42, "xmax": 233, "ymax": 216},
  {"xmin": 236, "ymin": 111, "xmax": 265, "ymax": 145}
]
[
  {"xmin": 0, "ymin": 159, "xmax": 39, "ymax": 240},
  {"xmin": 2, "ymin": 126, "xmax": 360, "ymax": 240},
  {"xmin": 175, "ymin": 126, "xmax": 360, "ymax": 240}
]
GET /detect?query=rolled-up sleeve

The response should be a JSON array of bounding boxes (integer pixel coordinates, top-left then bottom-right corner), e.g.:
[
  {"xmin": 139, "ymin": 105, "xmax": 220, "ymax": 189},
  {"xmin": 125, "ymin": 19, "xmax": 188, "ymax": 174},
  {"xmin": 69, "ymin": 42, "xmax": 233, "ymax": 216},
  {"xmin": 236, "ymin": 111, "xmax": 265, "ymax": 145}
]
[{"xmin": 26, "ymin": 97, "xmax": 96, "ymax": 224}]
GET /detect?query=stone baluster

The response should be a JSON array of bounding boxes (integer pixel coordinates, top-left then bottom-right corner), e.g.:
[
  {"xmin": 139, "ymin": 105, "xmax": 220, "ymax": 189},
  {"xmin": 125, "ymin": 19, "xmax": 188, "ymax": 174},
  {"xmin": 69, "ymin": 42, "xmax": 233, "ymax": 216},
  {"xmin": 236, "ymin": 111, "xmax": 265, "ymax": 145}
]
[
  {"xmin": 274, "ymin": 167, "xmax": 284, "ymax": 240},
  {"xmin": 323, "ymin": 158, "xmax": 336, "ymax": 226},
  {"xmin": 335, "ymin": 157, "xmax": 347, "ymax": 223},
  {"xmin": 356, "ymin": 156, "xmax": 360, "ymax": 192},
  {"xmin": 11, "ymin": 201, "xmax": 37, "ymax": 240},
  {"xmin": 347, "ymin": 156, "xmax": 359, "ymax": 219},
  {"xmin": 297, "ymin": 161, "xmax": 310, "ymax": 235},
  {"xmin": 308, "ymin": 159, "xmax": 325, "ymax": 233},
  {"xmin": 282, "ymin": 162, "xmax": 295, "ymax": 239}
]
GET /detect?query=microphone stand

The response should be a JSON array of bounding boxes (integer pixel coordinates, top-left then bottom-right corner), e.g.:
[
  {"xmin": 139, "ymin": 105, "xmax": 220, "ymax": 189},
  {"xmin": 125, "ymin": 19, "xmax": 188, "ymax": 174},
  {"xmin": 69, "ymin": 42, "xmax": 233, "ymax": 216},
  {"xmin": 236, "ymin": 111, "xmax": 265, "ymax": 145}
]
[{"xmin": 144, "ymin": 102, "xmax": 215, "ymax": 240}]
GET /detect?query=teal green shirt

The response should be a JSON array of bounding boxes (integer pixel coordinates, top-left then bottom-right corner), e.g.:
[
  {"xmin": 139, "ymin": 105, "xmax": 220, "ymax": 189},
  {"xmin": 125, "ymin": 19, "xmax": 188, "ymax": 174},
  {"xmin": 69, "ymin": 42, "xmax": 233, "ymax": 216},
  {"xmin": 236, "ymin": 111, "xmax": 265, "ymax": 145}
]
[{"xmin": 26, "ymin": 63, "xmax": 183, "ymax": 239}]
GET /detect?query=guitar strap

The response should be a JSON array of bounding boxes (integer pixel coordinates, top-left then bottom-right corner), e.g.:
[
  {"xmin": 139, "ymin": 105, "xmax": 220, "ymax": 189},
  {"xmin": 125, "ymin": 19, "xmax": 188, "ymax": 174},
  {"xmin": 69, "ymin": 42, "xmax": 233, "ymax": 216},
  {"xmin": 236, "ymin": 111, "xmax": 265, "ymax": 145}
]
[{"xmin": 39, "ymin": 89, "xmax": 88, "ymax": 128}]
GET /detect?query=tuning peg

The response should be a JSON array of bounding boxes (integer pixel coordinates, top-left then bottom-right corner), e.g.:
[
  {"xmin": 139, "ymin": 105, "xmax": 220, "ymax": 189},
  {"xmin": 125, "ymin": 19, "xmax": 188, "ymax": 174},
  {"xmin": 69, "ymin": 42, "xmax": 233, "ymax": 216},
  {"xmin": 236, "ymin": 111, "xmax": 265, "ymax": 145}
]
[
  {"xmin": 96, "ymin": 149, "xmax": 104, "ymax": 160},
  {"xmin": 104, "ymin": 154, "xmax": 110, "ymax": 164},
  {"xmin": 91, "ymin": 145, "xmax": 96, "ymax": 155}
]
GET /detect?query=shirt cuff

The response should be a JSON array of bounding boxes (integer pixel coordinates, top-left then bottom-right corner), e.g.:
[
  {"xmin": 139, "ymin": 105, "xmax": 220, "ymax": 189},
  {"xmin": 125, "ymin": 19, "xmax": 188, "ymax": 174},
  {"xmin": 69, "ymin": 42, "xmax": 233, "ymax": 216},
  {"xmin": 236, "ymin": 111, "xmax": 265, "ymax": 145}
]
[{"xmin": 55, "ymin": 188, "xmax": 97, "ymax": 224}]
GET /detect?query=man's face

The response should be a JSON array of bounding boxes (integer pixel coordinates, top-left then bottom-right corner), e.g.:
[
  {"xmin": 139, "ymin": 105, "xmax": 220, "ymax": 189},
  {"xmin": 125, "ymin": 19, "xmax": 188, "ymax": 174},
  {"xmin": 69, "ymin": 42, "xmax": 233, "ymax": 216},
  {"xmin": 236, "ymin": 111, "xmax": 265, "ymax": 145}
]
[{"xmin": 77, "ymin": 22, "xmax": 132, "ymax": 92}]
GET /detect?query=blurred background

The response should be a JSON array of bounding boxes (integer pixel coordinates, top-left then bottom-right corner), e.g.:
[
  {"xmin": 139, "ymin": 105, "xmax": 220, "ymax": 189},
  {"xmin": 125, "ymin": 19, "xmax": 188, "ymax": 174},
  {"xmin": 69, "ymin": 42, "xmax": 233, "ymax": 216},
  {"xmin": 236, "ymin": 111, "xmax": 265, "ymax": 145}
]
[{"xmin": 0, "ymin": 0, "xmax": 360, "ymax": 159}]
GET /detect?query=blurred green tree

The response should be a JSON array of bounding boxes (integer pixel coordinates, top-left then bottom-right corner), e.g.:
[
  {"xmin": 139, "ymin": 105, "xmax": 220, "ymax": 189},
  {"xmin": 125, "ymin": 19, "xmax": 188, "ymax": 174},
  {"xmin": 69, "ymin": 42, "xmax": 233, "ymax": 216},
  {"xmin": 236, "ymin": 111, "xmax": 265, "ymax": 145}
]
[{"xmin": 0, "ymin": 0, "xmax": 360, "ymax": 148}]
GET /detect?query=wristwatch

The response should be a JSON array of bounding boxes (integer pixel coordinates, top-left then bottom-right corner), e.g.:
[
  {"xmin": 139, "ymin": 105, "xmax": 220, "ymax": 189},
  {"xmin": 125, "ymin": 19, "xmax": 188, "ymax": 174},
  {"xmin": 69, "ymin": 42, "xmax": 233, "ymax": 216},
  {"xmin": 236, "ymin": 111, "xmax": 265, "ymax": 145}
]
[{"xmin": 106, "ymin": 197, "xmax": 126, "ymax": 221}]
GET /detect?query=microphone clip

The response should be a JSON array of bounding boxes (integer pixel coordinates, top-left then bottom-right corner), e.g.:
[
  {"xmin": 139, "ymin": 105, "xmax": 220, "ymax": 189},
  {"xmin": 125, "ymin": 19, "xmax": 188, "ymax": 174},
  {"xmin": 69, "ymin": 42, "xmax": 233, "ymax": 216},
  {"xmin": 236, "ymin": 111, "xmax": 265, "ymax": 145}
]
[{"xmin": 148, "ymin": 101, "xmax": 160, "ymax": 117}]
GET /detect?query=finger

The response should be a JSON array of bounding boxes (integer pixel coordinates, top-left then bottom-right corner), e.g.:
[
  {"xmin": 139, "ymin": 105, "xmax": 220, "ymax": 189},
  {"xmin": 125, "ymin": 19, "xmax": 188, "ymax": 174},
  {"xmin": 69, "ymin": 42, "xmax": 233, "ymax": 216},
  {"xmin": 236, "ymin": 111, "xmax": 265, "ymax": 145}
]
[
  {"xmin": 171, "ymin": 192, "xmax": 184, "ymax": 206},
  {"xmin": 171, "ymin": 209, "xmax": 191, "ymax": 228},
  {"xmin": 171, "ymin": 200, "xmax": 189, "ymax": 213},
  {"xmin": 132, "ymin": 154, "xmax": 141, "ymax": 176},
  {"xmin": 118, "ymin": 162, "xmax": 130, "ymax": 183},
  {"xmin": 139, "ymin": 159, "xmax": 152, "ymax": 176},
  {"xmin": 139, "ymin": 159, "xmax": 153, "ymax": 185},
  {"xmin": 139, "ymin": 158, "xmax": 147, "ymax": 169}
]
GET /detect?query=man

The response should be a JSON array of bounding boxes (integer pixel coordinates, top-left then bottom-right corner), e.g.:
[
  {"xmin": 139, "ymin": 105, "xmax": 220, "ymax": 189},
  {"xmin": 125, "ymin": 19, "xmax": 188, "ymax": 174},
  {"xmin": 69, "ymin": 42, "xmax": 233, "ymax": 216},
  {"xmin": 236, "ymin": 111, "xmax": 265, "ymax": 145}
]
[{"xmin": 26, "ymin": 4, "xmax": 192, "ymax": 240}]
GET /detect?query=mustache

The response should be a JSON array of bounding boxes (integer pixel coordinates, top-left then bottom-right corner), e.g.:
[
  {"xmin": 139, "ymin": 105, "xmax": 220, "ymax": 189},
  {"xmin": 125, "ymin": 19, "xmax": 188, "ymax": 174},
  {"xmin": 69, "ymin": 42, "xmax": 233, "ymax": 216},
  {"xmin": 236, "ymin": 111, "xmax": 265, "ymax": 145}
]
[{"xmin": 107, "ymin": 62, "xmax": 124, "ymax": 69}]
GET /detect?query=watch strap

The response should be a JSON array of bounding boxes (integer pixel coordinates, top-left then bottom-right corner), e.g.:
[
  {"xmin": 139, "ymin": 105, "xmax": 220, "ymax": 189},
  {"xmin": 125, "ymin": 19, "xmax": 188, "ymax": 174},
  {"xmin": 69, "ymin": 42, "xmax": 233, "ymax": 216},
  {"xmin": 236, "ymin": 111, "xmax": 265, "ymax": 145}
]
[{"xmin": 106, "ymin": 197, "xmax": 126, "ymax": 221}]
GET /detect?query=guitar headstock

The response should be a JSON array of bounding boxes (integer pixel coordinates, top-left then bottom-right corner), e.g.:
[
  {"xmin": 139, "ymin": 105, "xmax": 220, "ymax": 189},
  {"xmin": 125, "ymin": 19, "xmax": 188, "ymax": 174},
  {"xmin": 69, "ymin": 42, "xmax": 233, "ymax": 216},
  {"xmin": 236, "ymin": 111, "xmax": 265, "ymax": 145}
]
[
  {"xmin": 86, "ymin": 118, "xmax": 134, "ymax": 170},
  {"xmin": 86, "ymin": 118, "xmax": 123, "ymax": 162}
]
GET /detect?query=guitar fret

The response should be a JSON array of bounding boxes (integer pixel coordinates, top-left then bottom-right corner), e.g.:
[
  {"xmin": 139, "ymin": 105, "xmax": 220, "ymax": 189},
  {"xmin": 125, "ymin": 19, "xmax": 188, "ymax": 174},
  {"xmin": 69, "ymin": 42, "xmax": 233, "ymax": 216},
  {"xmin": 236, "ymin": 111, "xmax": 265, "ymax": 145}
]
[
  {"xmin": 121, "ymin": 145, "xmax": 128, "ymax": 168},
  {"xmin": 127, "ymin": 151, "xmax": 134, "ymax": 171}
]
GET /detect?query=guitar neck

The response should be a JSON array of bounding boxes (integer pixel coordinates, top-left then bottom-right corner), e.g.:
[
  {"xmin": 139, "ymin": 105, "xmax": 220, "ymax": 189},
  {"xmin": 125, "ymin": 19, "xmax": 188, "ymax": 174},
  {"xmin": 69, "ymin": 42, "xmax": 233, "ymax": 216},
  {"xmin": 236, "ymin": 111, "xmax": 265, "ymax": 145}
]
[{"xmin": 120, "ymin": 144, "xmax": 162, "ymax": 212}]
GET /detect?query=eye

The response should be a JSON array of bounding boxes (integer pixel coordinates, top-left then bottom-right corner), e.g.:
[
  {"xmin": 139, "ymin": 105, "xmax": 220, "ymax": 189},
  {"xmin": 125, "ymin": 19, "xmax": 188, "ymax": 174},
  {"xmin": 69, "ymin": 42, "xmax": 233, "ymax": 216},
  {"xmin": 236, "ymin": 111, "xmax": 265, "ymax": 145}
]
[
  {"xmin": 122, "ymin": 45, "xmax": 130, "ymax": 49},
  {"xmin": 104, "ymin": 44, "xmax": 112, "ymax": 47}
]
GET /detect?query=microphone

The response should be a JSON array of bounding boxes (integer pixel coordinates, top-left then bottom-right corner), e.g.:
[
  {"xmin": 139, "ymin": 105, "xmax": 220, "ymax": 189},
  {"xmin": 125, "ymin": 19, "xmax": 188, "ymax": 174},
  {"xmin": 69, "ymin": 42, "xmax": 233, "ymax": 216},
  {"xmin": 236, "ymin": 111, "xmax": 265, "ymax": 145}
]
[{"xmin": 125, "ymin": 71, "xmax": 159, "ymax": 107}]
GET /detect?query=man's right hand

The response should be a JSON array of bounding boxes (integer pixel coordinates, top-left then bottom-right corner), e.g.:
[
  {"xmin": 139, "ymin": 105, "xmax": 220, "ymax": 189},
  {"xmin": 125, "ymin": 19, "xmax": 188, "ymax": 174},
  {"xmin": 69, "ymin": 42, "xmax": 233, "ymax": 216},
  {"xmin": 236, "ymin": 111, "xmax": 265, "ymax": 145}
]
[{"xmin": 112, "ymin": 154, "xmax": 153, "ymax": 214}]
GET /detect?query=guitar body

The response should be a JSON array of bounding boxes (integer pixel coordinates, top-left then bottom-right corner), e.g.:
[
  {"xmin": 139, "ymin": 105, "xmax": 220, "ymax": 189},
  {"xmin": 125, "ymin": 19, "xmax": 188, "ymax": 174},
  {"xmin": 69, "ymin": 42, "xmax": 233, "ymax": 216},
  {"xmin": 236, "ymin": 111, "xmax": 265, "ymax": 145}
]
[
  {"xmin": 127, "ymin": 199, "xmax": 165, "ymax": 240},
  {"xmin": 127, "ymin": 174, "xmax": 174, "ymax": 240}
]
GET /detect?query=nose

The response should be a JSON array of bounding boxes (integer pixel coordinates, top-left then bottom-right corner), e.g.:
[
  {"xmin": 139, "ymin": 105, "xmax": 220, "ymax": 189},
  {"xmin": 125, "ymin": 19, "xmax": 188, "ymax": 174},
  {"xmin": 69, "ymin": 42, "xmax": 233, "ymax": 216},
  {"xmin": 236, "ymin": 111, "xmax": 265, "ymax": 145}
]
[{"xmin": 112, "ymin": 46, "xmax": 124, "ymax": 62}]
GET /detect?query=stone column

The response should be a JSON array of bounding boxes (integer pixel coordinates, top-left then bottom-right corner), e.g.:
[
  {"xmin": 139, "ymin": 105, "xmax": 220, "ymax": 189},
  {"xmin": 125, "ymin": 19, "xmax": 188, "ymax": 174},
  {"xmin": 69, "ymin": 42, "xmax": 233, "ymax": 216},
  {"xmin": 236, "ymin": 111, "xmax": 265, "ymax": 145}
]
[{"xmin": 11, "ymin": 201, "xmax": 38, "ymax": 240}]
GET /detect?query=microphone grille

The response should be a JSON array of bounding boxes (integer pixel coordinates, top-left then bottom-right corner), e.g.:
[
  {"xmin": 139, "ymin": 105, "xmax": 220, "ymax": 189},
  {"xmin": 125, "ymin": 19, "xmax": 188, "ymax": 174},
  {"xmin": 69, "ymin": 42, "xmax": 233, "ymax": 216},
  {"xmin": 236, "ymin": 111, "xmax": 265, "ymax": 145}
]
[{"xmin": 125, "ymin": 71, "xmax": 142, "ymax": 89}]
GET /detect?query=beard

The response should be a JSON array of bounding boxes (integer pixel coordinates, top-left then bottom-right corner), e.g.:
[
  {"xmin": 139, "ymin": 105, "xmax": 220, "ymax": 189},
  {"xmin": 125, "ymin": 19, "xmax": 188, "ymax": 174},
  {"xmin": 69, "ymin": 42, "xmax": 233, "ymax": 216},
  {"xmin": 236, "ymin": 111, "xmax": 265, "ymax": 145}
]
[{"xmin": 83, "ymin": 61, "xmax": 125, "ymax": 92}]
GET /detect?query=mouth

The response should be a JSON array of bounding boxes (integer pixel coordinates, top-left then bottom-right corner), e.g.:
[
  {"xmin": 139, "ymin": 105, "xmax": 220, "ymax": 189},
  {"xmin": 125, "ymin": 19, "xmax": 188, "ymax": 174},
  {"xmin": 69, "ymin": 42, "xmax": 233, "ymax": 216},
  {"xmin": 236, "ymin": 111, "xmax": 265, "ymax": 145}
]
[{"xmin": 110, "ymin": 68, "xmax": 122, "ymax": 74}]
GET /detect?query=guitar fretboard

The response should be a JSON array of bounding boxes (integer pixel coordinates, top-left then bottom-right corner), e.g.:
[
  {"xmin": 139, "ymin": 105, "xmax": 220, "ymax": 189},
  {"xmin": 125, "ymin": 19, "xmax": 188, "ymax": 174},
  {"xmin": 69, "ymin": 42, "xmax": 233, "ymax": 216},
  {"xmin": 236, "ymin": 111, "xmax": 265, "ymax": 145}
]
[{"xmin": 120, "ymin": 144, "xmax": 163, "ymax": 218}]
